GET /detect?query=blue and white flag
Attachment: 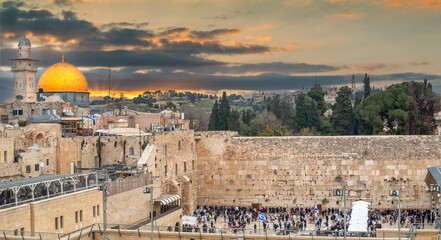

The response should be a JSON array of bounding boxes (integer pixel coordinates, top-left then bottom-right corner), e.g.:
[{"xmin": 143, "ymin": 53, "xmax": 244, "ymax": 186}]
[
  {"xmin": 88, "ymin": 113, "xmax": 95, "ymax": 125},
  {"xmin": 259, "ymin": 212, "xmax": 267, "ymax": 223}
]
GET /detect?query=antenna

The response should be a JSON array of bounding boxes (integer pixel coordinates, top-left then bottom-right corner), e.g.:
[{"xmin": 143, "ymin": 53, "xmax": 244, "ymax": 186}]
[
  {"xmin": 351, "ymin": 74, "xmax": 355, "ymax": 92},
  {"xmin": 108, "ymin": 64, "xmax": 111, "ymax": 98}
]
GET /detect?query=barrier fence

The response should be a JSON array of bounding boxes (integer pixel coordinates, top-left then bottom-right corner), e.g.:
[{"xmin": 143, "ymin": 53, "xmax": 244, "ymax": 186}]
[{"xmin": 0, "ymin": 223, "xmax": 418, "ymax": 240}]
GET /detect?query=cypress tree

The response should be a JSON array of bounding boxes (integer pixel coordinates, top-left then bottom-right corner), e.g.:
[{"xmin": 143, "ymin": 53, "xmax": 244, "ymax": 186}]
[
  {"xmin": 208, "ymin": 100, "xmax": 219, "ymax": 130},
  {"xmin": 363, "ymin": 73, "xmax": 371, "ymax": 99}
]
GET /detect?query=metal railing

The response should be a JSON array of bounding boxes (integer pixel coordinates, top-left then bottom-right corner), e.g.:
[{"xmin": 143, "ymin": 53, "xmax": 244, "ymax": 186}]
[{"xmin": 0, "ymin": 223, "xmax": 426, "ymax": 240}]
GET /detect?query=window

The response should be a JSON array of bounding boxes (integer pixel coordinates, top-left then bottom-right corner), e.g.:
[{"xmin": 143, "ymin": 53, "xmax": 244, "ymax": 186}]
[
  {"xmin": 20, "ymin": 228, "xmax": 24, "ymax": 235},
  {"xmin": 129, "ymin": 147, "xmax": 134, "ymax": 156},
  {"xmin": 178, "ymin": 141, "xmax": 181, "ymax": 151},
  {"xmin": 26, "ymin": 166, "xmax": 31, "ymax": 173},
  {"xmin": 14, "ymin": 230, "xmax": 18, "ymax": 236},
  {"xmin": 93, "ymin": 206, "xmax": 96, "ymax": 217},
  {"xmin": 97, "ymin": 205, "xmax": 100, "ymax": 216},
  {"xmin": 175, "ymin": 164, "xmax": 178, "ymax": 175},
  {"xmin": 4, "ymin": 151, "xmax": 7, "ymax": 163},
  {"xmin": 12, "ymin": 110, "xmax": 17, "ymax": 116},
  {"xmin": 55, "ymin": 217, "xmax": 58, "ymax": 230},
  {"xmin": 35, "ymin": 164, "xmax": 39, "ymax": 171},
  {"xmin": 80, "ymin": 210, "xmax": 83, "ymax": 222},
  {"xmin": 184, "ymin": 162, "xmax": 187, "ymax": 173},
  {"xmin": 60, "ymin": 216, "xmax": 63, "ymax": 229},
  {"xmin": 46, "ymin": 158, "xmax": 49, "ymax": 166},
  {"xmin": 164, "ymin": 145, "xmax": 167, "ymax": 156},
  {"xmin": 75, "ymin": 211, "xmax": 78, "ymax": 224},
  {"xmin": 18, "ymin": 110, "xmax": 23, "ymax": 115},
  {"xmin": 165, "ymin": 165, "xmax": 167, "ymax": 177},
  {"xmin": 192, "ymin": 160, "xmax": 195, "ymax": 170}
]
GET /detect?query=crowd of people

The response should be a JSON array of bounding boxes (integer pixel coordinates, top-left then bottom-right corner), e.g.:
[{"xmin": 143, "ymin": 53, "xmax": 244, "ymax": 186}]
[{"xmin": 189, "ymin": 205, "xmax": 435, "ymax": 236}]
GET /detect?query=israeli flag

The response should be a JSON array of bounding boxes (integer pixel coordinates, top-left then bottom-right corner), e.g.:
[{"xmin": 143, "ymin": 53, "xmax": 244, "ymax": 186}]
[
  {"xmin": 88, "ymin": 113, "xmax": 96, "ymax": 125},
  {"xmin": 259, "ymin": 212, "xmax": 267, "ymax": 223}
]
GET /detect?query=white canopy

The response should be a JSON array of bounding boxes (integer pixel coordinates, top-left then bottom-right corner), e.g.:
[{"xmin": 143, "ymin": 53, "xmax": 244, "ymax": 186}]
[
  {"xmin": 348, "ymin": 200, "xmax": 371, "ymax": 232},
  {"xmin": 154, "ymin": 194, "xmax": 181, "ymax": 205}
]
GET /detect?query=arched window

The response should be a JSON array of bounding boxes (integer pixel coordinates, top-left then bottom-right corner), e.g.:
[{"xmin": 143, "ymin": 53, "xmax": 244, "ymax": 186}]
[
  {"xmin": 129, "ymin": 147, "xmax": 134, "ymax": 156},
  {"xmin": 35, "ymin": 134, "xmax": 44, "ymax": 147}
]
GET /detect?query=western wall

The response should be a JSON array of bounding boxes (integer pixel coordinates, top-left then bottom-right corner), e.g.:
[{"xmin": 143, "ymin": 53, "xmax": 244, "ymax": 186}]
[{"xmin": 194, "ymin": 132, "xmax": 440, "ymax": 209}]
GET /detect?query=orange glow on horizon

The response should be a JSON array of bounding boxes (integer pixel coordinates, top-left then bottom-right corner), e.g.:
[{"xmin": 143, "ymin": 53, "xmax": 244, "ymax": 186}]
[{"xmin": 89, "ymin": 88, "xmax": 256, "ymax": 99}]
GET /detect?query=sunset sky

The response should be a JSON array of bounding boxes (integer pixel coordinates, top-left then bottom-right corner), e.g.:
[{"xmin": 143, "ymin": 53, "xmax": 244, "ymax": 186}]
[{"xmin": 1, "ymin": 0, "xmax": 441, "ymax": 100}]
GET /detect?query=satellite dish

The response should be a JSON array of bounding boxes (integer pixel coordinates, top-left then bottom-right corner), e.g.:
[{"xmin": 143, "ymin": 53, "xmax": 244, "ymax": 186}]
[
  {"xmin": 39, "ymin": 162, "xmax": 45, "ymax": 168},
  {"xmin": 16, "ymin": 95, "xmax": 23, "ymax": 100},
  {"xmin": 33, "ymin": 144, "xmax": 39, "ymax": 150}
]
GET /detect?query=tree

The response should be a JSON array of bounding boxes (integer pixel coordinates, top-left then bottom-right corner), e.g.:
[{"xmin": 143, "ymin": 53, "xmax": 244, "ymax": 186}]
[
  {"xmin": 363, "ymin": 73, "xmax": 371, "ymax": 99},
  {"xmin": 332, "ymin": 86, "xmax": 354, "ymax": 135},
  {"xmin": 208, "ymin": 92, "xmax": 238, "ymax": 131},
  {"xmin": 294, "ymin": 93, "xmax": 320, "ymax": 131},
  {"xmin": 307, "ymin": 84, "xmax": 327, "ymax": 115},
  {"xmin": 162, "ymin": 101, "xmax": 177, "ymax": 111},
  {"xmin": 353, "ymin": 81, "xmax": 441, "ymax": 135},
  {"xmin": 218, "ymin": 92, "xmax": 231, "ymax": 130},
  {"xmin": 181, "ymin": 105, "xmax": 209, "ymax": 131},
  {"xmin": 228, "ymin": 109, "xmax": 240, "ymax": 131},
  {"xmin": 208, "ymin": 100, "xmax": 219, "ymax": 130},
  {"xmin": 259, "ymin": 125, "xmax": 274, "ymax": 136}
]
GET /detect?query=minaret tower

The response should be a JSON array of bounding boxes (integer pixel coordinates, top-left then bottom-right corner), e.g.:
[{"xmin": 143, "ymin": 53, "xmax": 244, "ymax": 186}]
[{"xmin": 10, "ymin": 36, "xmax": 38, "ymax": 101}]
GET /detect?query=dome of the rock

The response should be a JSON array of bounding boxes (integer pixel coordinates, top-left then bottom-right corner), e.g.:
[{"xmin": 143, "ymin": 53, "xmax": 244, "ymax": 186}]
[{"xmin": 38, "ymin": 62, "xmax": 88, "ymax": 93}]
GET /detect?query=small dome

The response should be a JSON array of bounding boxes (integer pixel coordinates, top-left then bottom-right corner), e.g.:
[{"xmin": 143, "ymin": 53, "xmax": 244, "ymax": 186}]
[
  {"xmin": 19, "ymin": 37, "xmax": 31, "ymax": 46},
  {"xmin": 38, "ymin": 62, "xmax": 88, "ymax": 93}
]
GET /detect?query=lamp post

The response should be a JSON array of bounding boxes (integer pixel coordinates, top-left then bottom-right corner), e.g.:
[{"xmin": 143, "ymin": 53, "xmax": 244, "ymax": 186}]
[
  {"xmin": 333, "ymin": 187, "xmax": 347, "ymax": 240},
  {"xmin": 144, "ymin": 182, "xmax": 160, "ymax": 240},
  {"xmin": 389, "ymin": 189, "xmax": 401, "ymax": 240},
  {"xmin": 429, "ymin": 184, "xmax": 440, "ymax": 230},
  {"xmin": 97, "ymin": 170, "xmax": 108, "ymax": 240}
]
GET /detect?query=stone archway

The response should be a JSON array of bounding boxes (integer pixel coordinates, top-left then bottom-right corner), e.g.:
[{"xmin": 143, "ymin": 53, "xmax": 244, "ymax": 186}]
[
  {"xmin": 35, "ymin": 133, "xmax": 45, "ymax": 148},
  {"xmin": 175, "ymin": 222, "xmax": 180, "ymax": 232}
]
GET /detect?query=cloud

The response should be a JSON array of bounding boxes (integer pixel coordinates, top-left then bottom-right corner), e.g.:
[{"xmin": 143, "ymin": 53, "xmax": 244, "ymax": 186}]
[
  {"xmin": 409, "ymin": 61, "xmax": 430, "ymax": 66},
  {"xmin": 332, "ymin": 9, "xmax": 362, "ymax": 19},
  {"xmin": 53, "ymin": 0, "xmax": 84, "ymax": 6},
  {"xmin": 1, "ymin": 2, "xmax": 276, "ymax": 55},
  {"xmin": 355, "ymin": 63, "xmax": 393, "ymax": 71},
  {"xmin": 101, "ymin": 22, "xmax": 149, "ymax": 29},
  {"xmin": 158, "ymin": 27, "xmax": 190, "ymax": 36},
  {"xmin": 219, "ymin": 62, "xmax": 344, "ymax": 75},
  {"xmin": 384, "ymin": 0, "xmax": 441, "ymax": 10},
  {"xmin": 190, "ymin": 28, "xmax": 240, "ymax": 39}
]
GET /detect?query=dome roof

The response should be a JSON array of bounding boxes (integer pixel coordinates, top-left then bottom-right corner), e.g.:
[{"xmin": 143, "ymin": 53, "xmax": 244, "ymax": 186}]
[
  {"xmin": 19, "ymin": 37, "xmax": 31, "ymax": 46},
  {"xmin": 38, "ymin": 62, "xmax": 88, "ymax": 93}
]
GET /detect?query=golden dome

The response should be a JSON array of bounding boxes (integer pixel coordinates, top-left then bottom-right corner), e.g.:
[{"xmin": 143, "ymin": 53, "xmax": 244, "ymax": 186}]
[{"xmin": 38, "ymin": 61, "xmax": 88, "ymax": 93}]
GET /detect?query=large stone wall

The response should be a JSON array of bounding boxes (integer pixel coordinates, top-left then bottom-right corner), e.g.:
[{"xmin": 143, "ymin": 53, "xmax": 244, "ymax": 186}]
[
  {"xmin": 195, "ymin": 133, "xmax": 441, "ymax": 209},
  {"xmin": 151, "ymin": 130, "xmax": 198, "ymax": 215}
]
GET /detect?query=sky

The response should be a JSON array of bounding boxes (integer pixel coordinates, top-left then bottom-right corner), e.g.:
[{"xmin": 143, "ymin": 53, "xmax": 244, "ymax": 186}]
[{"xmin": 1, "ymin": 0, "xmax": 441, "ymax": 100}]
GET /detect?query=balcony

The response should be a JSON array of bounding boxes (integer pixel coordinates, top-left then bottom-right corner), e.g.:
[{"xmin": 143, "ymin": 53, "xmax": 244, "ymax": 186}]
[{"xmin": 11, "ymin": 66, "xmax": 38, "ymax": 72}]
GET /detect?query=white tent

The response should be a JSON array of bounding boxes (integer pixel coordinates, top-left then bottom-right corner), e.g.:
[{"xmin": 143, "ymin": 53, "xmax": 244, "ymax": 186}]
[
  {"xmin": 348, "ymin": 201, "xmax": 371, "ymax": 232},
  {"xmin": 182, "ymin": 216, "xmax": 198, "ymax": 226}
]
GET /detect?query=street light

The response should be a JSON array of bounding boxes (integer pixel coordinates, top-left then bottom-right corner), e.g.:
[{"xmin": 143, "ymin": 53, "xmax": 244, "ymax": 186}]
[
  {"xmin": 144, "ymin": 183, "xmax": 160, "ymax": 240},
  {"xmin": 389, "ymin": 189, "xmax": 401, "ymax": 240},
  {"xmin": 97, "ymin": 170, "xmax": 108, "ymax": 240},
  {"xmin": 429, "ymin": 184, "xmax": 440, "ymax": 230},
  {"xmin": 333, "ymin": 187, "xmax": 347, "ymax": 240}
]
